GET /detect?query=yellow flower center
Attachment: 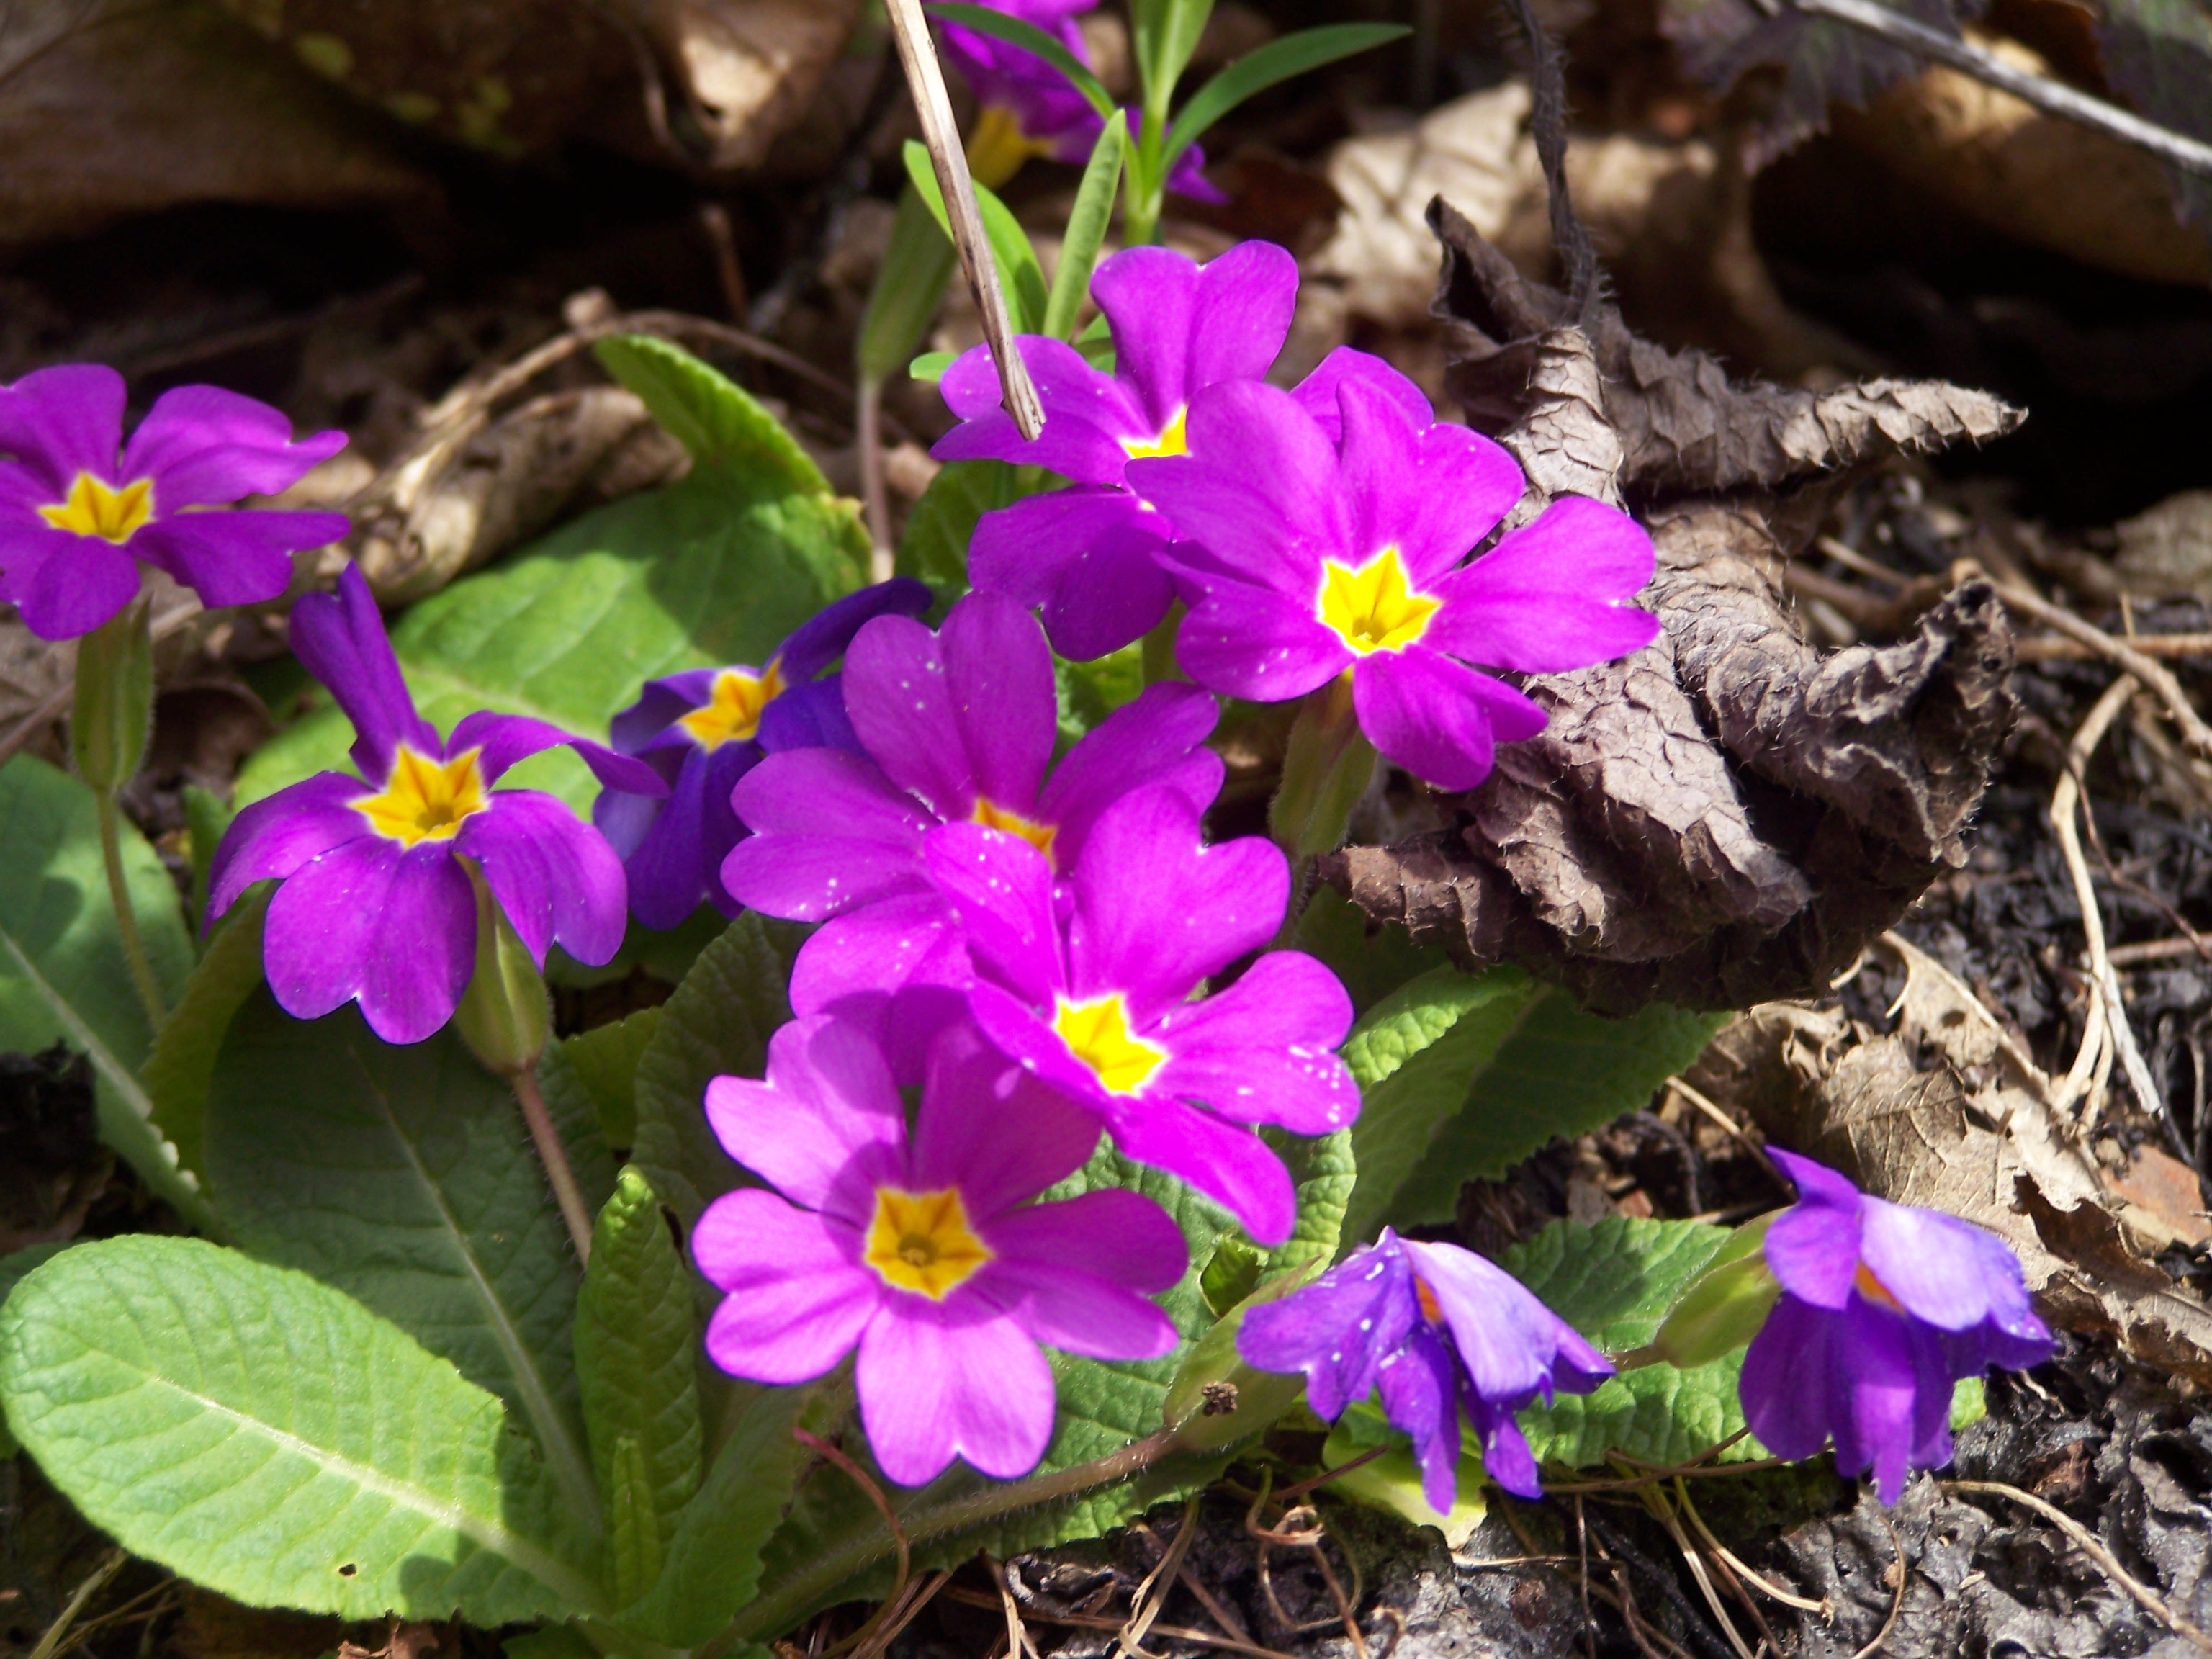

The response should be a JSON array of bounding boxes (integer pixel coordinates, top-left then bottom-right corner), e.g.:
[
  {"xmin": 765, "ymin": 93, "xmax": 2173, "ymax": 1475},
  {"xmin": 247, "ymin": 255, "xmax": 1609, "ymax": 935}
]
[
  {"xmin": 1852, "ymin": 1262, "xmax": 1905, "ymax": 1313},
  {"xmin": 971, "ymin": 796, "xmax": 1058, "ymax": 862},
  {"xmin": 1051, "ymin": 994, "xmax": 1166, "ymax": 1094},
  {"xmin": 354, "ymin": 745, "xmax": 490, "ymax": 848},
  {"xmin": 1316, "ymin": 547, "xmax": 1440, "ymax": 655},
  {"xmin": 966, "ymin": 102, "xmax": 1053, "ymax": 190},
  {"xmin": 1121, "ymin": 408, "xmax": 1189, "ymax": 461},
  {"xmin": 678, "ymin": 661, "xmax": 785, "ymax": 750},
  {"xmin": 38, "ymin": 472, "xmax": 156, "ymax": 544},
  {"xmin": 863, "ymin": 1187, "xmax": 994, "ymax": 1298}
]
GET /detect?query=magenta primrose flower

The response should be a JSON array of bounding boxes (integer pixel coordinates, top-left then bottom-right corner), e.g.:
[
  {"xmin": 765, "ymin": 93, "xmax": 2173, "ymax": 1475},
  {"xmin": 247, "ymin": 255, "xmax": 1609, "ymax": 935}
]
[
  {"xmin": 1238, "ymin": 1229, "xmax": 1611, "ymax": 1505},
  {"xmin": 207, "ymin": 565, "xmax": 667, "ymax": 1045},
  {"xmin": 863, "ymin": 783, "xmax": 1357, "ymax": 1246},
  {"xmin": 591, "ymin": 580, "xmax": 930, "ymax": 930},
  {"xmin": 1126, "ymin": 371, "xmax": 1663, "ymax": 791},
  {"xmin": 721, "ymin": 589, "xmax": 1223, "ymax": 924},
  {"xmin": 0, "ymin": 364, "xmax": 349, "ymax": 640},
  {"xmin": 1743, "ymin": 1151, "xmax": 2052, "ymax": 1503},
  {"xmin": 934, "ymin": 243, "xmax": 1302, "ymax": 660},
  {"xmin": 694, "ymin": 1013, "xmax": 1187, "ymax": 1485}
]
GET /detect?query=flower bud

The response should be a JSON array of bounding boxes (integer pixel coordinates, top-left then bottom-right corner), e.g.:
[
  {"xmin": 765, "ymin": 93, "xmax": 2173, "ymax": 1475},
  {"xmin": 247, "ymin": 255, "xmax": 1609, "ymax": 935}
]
[
  {"xmin": 1271, "ymin": 675, "xmax": 1377, "ymax": 859},
  {"xmin": 451, "ymin": 864, "xmax": 550, "ymax": 1076},
  {"xmin": 1648, "ymin": 1212, "xmax": 1783, "ymax": 1370},
  {"xmin": 71, "ymin": 601, "xmax": 153, "ymax": 799}
]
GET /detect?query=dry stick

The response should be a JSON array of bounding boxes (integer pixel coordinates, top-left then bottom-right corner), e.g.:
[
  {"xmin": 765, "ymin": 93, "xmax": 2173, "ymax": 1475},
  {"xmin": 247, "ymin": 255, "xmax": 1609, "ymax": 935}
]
[
  {"xmin": 1671, "ymin": 1478, "xmax": 1830, "ymax": 1618},
  {"xmin": 26, "ymin": 1550, "xmax": 127, "ymax": 1659},
  {"xmin": 1948, "ymin": 1480, "xmax": 2212, "ymax": 1656},
  {"xmin": 1787, "ymin": 0, "xmax": 2212, "ymax": 180},
  {"xmin": 1991, "ymin": 579, "xmax": 2212, "ymax": 765},
  {"xmin": 2019, "ymin": 633, "xmax": 2212, "ymax": 663},
  {"xmin": 511, "ymin": 1061, "xmax": 596, "ymax": 1264},
  {"xmin": 2050, "ymin": 674, "xmax": 2162, "ymax": 1133},
  {"xmin": 878, "ymin": 0, "xmax": 1043, "ymax": 441},
  {"xmin": 1629, "ymin": 1473, "xmax": 1754, "ymax": 1659},
  {"xmin": 2112, "ymin": 936, "xmax": 2212, "ymax": 967},
  {"xmin": 990, "ymin": 1557, "xmax": 1041, "ymax": 1659}
]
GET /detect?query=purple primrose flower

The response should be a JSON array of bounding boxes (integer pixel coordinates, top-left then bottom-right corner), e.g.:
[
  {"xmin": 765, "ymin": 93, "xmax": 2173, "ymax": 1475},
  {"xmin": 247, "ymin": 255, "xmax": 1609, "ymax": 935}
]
[
  {"xmin": 793, "ymin": 781, "xmax": 1356, "ymax": 1246},
  {"xmin": 721, "ymin": 588, "xmax": 1223, "ymax": 925},
  {"xmin": 0, "ymin": 364, "xmax": 350, "ymax": 640},
  {"xmin": 694, "ymin": 1012, "xmax": 1187, "ymax": 1485},
  {"xmin": 1239, "ymin": 1229, "xmax": 1611, "ymax": 1506},
  {"xmin": 933, "ymin": 243, "xmax": 1303, "ymax": 659},
  {"xmin": 592, "ymin": 580, "xmax": 931, "ymax": 930},
  {"xmin": 1743, "ymin": 1151, "xmax": 2053, "ymax": 1503},
  {"xmin": 207, "ymin": 566, "xmax": 667, "ymax": 1045},
  {"xmin": 1126, "ymin": 368, "xmax": 1662, "ymax": 791}
]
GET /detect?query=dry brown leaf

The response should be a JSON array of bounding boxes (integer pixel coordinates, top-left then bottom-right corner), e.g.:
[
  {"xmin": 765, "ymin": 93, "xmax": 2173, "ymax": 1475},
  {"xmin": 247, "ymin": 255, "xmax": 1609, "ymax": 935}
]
[
  {"xmin": 1429, "ymin": 199, "xmax": 2025, "ymax": 502},
  {"xmin": 351, "ymin": 385, "xmax": 688, "ymax": 603},
  {"xmin": 0, "ymin": 0, "xmax": 436, "ymax": 247},
  {"xmin": 638, "ymin": 0, "xmax": 866, "ymax": 172},
  {"xmin": 1691, "ymin": 934, "xmax": 2212, "ymax": 1384}
]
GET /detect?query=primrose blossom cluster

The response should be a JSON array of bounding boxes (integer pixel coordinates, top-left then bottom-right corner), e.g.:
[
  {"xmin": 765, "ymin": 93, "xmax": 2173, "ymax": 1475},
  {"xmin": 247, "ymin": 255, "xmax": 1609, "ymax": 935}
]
[{"xmin": 9, "ymin": 239, "xmax": 2056, "ymax": 1507}]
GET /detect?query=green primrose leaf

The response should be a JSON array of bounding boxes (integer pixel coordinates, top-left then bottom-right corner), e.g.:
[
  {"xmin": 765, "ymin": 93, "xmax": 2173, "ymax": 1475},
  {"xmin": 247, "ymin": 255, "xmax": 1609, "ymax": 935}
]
[
  {"xmin": 907, "ymin": 350, "xmax": 956, "ymax": 383},
  {"xmin": 859, "ymin": 188, "xmax": 961, "ymax": 385},
  {"xmin": 1383, "ymin": 989, "xmax": 1727, "ymax": 1233},
  {"xmin": 1289, "ymin": 886, "xmax": 1448, "ymax": 1017},
  {"xmin": 0, "ymin": 1236, "xmax": 605, "ymax": 1621},
  {"xmin": 237, "ymin": 437, "xmax": 868, "ymax": 819},
  {"xmin": 1320, "ymin": 1415, "xmax": 1488, "ymax": 1545},
  {"xmin": 1339, "ymin": 965, "xmax": 1539, "ymax": 1245},
  {"xmin": 0, "ymin": 755, "xmax": 207, "ymax": 1230},
  {"xmin": 575, "ymin": 1166, "xmax": 703, "ymax": 1611},
  {"xmin": 614, "ymin": 1384, "xmax": 817, "ymax": 1645},
  {"xmin": 1502, "ymin": 1218, "xmax": 1761, "ymax": 1469},
  {"xmin": 181, "ymin": 783, "xmax": 235, "ymax": 940},
  {"xmin": 203, "ymin": 992, "xmax": 614, "ymax": 1532},
  {"xmin": 1164, "ymin": 24, "xmax": 1409, "ymax": 165},
  {"xmin": 929, "ymin": 3, "xmax": 1116, "ymax": 116},
  {"xmin": 896, "ymin": 459, "xmax": 1056, "ymax": 611},
  {"xmin": 594, "ymin": 336, "xmax": 830, "ymax": 495},
  {"xmin": 630, "ymin": 914, "xmax": 806, "ymax": 1231},
  {"xmin": 901, "ymin": 141, "xmax": 1050, "ymax": 333},
  {"xmin": 0, "ymin": 1241, "xmax": 68, "ymax": 1458},
  {"xmin": 551, "ymin": 1008, "xmax": 664, "ymax": 1149},
  {"xmin": 1057, "ymin": 643, "xmax": 1145, "ymax": 745},
  {"xmin": 1043, "ymin": 111, "xmax": 1127, "ymax": 340},
  {"xmin": 1134, "ymin": 0, "xmax": 1215, "ymax": 122},
  {"xmin": 143, "ymin": 886, "xmax": 269, "ymax": 1187}
]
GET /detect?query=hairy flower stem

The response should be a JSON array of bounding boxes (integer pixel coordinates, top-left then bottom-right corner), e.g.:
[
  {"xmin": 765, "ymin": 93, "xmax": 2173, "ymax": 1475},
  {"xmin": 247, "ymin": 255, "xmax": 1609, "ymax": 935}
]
[
  {"xmin": 96, "ymin": 793, "xmax": 166, "ymax": 1030},
  {"xmin": 721, "ymin": 1428, "xmax": 1195, "ymax": 1648},
  {"xmin": 512, "ymin": 1061, "xmax": 595, "ymax": 1266}
]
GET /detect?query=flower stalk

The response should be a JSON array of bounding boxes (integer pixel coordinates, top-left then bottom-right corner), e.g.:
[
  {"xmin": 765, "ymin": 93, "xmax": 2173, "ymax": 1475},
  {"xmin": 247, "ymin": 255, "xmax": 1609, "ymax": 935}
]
[
  {"xmin": 1270, "ymin": 675, "xmax": 1376, "ymax": 860},
  {"xmin": 73, "ymin": 601, "xmax": 165, "ymax": 1030}
]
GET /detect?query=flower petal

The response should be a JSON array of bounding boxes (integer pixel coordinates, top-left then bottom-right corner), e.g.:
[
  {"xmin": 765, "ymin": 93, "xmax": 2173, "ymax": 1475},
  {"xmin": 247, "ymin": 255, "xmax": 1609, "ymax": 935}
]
[
  {"xmin": 1037, "ymin": 681, "xmax": 1225, "ymax": 864},
  {"xmin": 788, "ymin": 897, "xmax": 975, "ymax": 1087},
  {"xmin": 120, "ymin": 385, "xmax": 347, "ymax": 507},
  {"xmin": 457, "ymin": 789, "xmax": 629, "ymax": 968},
  {"xmin": 289, "ymin": 565, "xmax": 439, "ymax": 781},
  {"xmin": 978, "ymin": 1257, "xmax": 1180, "ymax": 1362},
  {"xmin": 0, "ymin": 364, "xmax": 124, "ymax": 491},
  {"xmin": 1426, "ymin": 497, "xmax": 1660, "ymax": 674},
  {"xmin": 1762, "ymin": 1149, "xmax": 1864, "ymax": 1310},
  {"xmin": 1380, "ymin": 1322, "xmax": 1466, "ymax": 1511},
  {"xmin": 970, "ymin": 488, "xmax": 1177, "ymax": 663},
  {"xmin": 1336, "ymin": 379, "xmax": 1526, "ymax": 585},
  {"xmin": 775, "ymin": 577, "xmax": 934, "ymax": 683},
  {"xmin": 984, "ymin": 1187, "xmax": 1189, "ymax": 1295},
  {"xmin": 1183, "ymin": 240, "xmax": 1299, "ymax": 398},
  {"xmin": 702, "ymin": 1015, "xmax": 911, "ymax": 1225},
  {"xmin": 922, "ymin": 822, "xmax": 1064, "ymax": 1009},
  {"xmin": 1151, "ymin": 951, "xmax": 1357, "ymax": 1133},
  {"xmin": 935, "ymin": 337, "xmax": 1144, "ymax": 485},
  {"xmin": 910, "ymin": 1020, "xmax": 1103, "ymax": 1218},
  {"xmin": 445, "ymin": 709, "xmax": 666, "ymax": 796},
  {"xmin": 856, "ymin": 1296, "xmax": 1057, "ymax": 1484},
  {"xmin": 4, "ymin": 528, "xmax": 140, "ymax": 640},
  {"xmin": 132, "ymin": 511, "xmax": 345, "ymax": 609},
  {"xmin": 263, "ymin": 837, "xmax": 475, "ymax": 1044},
  {"xmin": 1856, "ymin": 1197, "xmax": 2025, "ymax": 1334},
  {"xmin": 207, "ymin": 773, "xmax": 375, "ymax": 920},
  {"xmin": 1351, "ymin": 647, "xmax": 1545, "ymax": 792},
  {"xmin": 1289, "ymin": 347, "xmax": 1433, "ymax": 442},
  {"xmin": 1238, "ymin": 1237, "xmax": 1421, "ymax": 1419},
  {"xmin": 1738, "ymin": 1294, "xmax": 1841, "ymax": 1463},
  {"xmin": 724, "ymin": 748, "xmax": 935, "ymax": 920},
  {"xmin": 1164, "ymin": 565, "xmax": 1346, "ymax": 705},
  {"xmin": 1102, "ymin": 1091, "xmax": 1295, "ymax": 1245},
  {"xmin": 698, "ymin": 1190, "xmax": 877, "ymax": 1383},
  {"xmin": 1403, "ymin": 1238, "xmax": 1612, "ymax": 1405}
]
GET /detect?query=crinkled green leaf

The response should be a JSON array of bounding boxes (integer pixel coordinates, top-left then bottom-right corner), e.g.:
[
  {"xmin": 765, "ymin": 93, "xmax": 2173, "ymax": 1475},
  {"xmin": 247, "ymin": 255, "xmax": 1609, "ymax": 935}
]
[
  {"xmin": 143, "ymin": 886, "xmax": 268, "ymax": 1187},
  {"xmin": 0, "ymin": 1236, "xmax": 603, "ymax": 1621},
  {"xmin": 594, "ymin": 335, "xmax": 832, "ymax": 494},
  {"xmin": 1057, "ymin": 642, "xmax": 1146, "ymax": 746},
  {"xmin": 630, "ymin": 915, "xmax": 805, "ymax": 1230},
  {"xmin": 618, "ymin": 1385, "xmax": 817, "ymax": 1645},
  {"xmin": 1521, "ymin": 1350, "xmax": 1756, "ymax": 1470},
  {"xmin": 553, "ymin": 1008, "xmax": 663, "ymax": 1149},
  {"xmin": 1267, "ymin": 1125, "xmax": 1355, "ymax": 1274},
  {"xmin": 203, "ymin": 992, "xmax": 611, "ymax": 1528},
  {"xmin": 0, "ymin": 755, "xmax": 206, "ymax": 1228},
  {"xmin": 575, "ymin": 1166, "xmax": 702, "ymax": 1610},
  {"xmin": 237, "ymin": 458, "xmax": 868, "ymax": 817},
  {"xmin": 1388, "ymin": 993, "xmax": 1725, "ymax": 1229},
  {"xmin": 1342, "ymin": 965, "xmax": 1538, "ymax": 1245},
  {"xmin": 1290, "ymin": 887, "xmax": 1448, "ymax": 1017},
  {"xmin": 895, "ymin": 459, "xmax": 1048, "ymax": 610}
]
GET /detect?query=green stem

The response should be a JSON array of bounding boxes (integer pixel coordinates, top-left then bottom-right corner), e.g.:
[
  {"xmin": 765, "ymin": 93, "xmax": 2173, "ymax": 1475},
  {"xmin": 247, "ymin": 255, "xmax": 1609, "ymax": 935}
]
[
  {"xmin": 96, "ymin": 791, "xmax": 166, "ymax": 1030},
  {"xmin": 721, "ymin": 1428, "xmax": 1190, "ymax": 1647},
  {"xmin": 514, "ymin": 1059, "xmax": 595, "ymax": 1267}
]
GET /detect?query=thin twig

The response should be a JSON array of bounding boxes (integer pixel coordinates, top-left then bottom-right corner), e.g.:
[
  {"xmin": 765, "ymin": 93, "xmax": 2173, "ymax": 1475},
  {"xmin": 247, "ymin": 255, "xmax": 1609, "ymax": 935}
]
[
  {"xmin": 850, "ymin": 1570, "xmax": 950, "ymax": 1659},
  {"xmin": 940, "ymin": 1586, "xmax": 1303, "ymax": 1659},
  {"xmin": 1948, "ymin": 1480, "xmax": 2212, "ymax": 1655},
  {"xmin": 1120, "ymin": 1493, "xmax": 1205, "ymax": 1659},
  {"xmin": 2050, "ymin": 675, "xmax": 2162, "ymax": 1131},
  {"xmin": 877, "ymin": 0, "xmax": 1043, "ymax": 439},
  {"xmin": 1788, "ymin": 0, "xmax": 2212, "ymax": 181},
  {"xmin": 857, "ymin": 377, "xmax": 894, "ymax": 583},
  {"xmin": 27, "ymin": 1550, "xmax": 127, "ymax": 1659},
  {"xmin": 2111, "ymin": 936, "xmax": 2212, "ymax": 968},
  {"xmin": 794, "ymin": 1428, "xmax": 914, "ymax": 1659},
  {"xmin": 1990, "ymin": 579, "xmax": 2212, "ymax": 763},
  {"xmin": 1665, "ymin": 1076, "xmax": 1781, "ymax": 1184},
  {"xmin": 1630, "ymin": 1473, "xmax": 1754, "ymax": 1659},
  {"xmin": 1673, "ymin": 1478, "xmax": 1830, "ymax": 1617},
  {"xmin": 511, "ymin": 1061, "xmax": 595, "ymax": 1264},
  {"xmin": 2018, "ymin": 633, "xmax": 2212, "ymax": 662}
]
